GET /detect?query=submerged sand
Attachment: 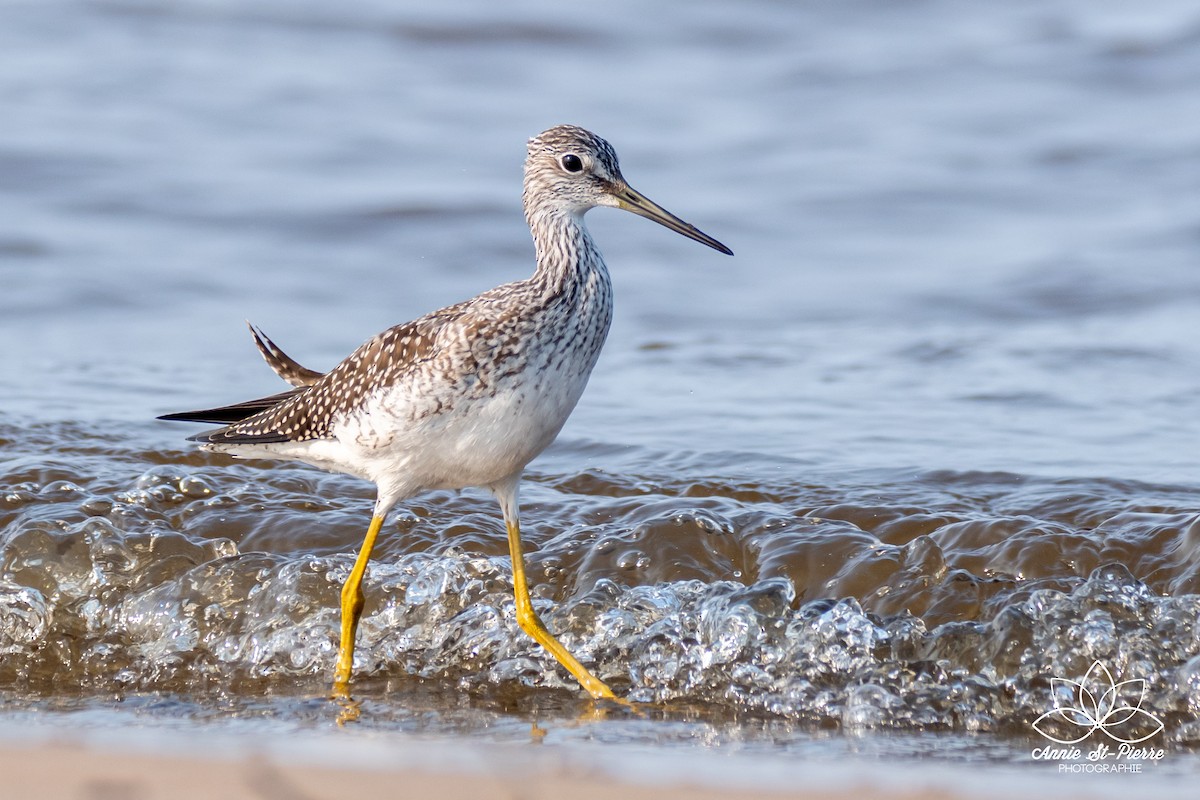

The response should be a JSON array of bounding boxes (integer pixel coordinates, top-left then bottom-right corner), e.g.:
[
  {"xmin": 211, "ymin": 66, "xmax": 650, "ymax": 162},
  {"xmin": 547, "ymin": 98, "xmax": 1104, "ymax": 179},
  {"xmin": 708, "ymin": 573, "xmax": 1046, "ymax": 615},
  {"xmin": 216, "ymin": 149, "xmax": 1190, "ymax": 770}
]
[{"xmin": 0, "ymin": 739, "xmax": 981, "ymax": 800}]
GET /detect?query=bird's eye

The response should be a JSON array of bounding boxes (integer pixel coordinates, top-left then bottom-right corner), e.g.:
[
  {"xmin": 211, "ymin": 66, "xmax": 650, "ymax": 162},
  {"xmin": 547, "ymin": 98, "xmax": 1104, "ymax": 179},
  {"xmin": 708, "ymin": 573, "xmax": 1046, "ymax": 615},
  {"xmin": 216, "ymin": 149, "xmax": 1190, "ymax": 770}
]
[{"xmin": 560, "ymin": 154, "xmax": 584, "ymax": 173}]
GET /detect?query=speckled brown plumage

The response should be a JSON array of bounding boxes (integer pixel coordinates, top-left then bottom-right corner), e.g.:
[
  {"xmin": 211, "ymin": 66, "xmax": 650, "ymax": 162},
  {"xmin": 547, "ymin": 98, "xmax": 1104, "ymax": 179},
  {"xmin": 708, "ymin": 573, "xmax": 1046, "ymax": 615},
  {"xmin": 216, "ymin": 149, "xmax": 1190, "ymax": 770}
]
[
  {"xmin": 196, "ymin": 318, "xmax": 440, "ymax": 444},
  {"xmin": 250, "ymin": 323, "xmax": 322, "ymax": 388},
  {"xmin": 158, "ymin": 126, "xmax": 731, "ymax": 701}
]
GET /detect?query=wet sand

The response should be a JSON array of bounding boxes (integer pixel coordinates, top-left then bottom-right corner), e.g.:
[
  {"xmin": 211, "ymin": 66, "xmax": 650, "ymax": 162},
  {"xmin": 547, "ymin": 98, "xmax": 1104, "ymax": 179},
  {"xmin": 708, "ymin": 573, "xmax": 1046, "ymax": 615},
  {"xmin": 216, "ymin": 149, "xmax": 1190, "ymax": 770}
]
[{"xmin": 0, "ymin": 738, "xmax": 981, "ymax": 800}]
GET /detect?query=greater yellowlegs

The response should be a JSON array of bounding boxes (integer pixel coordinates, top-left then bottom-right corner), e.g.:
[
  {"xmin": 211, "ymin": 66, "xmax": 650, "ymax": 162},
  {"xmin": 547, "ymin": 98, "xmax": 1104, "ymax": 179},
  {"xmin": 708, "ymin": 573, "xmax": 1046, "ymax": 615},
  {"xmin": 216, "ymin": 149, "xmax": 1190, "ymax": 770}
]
[{"xmin": 160, "ymin": 125, "xmax": 732, "ymax": 701}]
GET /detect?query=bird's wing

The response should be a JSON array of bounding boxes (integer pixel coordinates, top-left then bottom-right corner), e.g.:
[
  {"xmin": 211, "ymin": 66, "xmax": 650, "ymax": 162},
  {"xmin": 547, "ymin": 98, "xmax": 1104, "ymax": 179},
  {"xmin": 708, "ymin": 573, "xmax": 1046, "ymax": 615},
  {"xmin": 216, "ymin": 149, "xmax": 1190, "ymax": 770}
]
[
  {"xmin": 157, "ymin": 389, "xmax": 302, "ymax": 427},
  {"xmin": 161, "ymin": 310, "xmax": 457, "ymax": 446}
]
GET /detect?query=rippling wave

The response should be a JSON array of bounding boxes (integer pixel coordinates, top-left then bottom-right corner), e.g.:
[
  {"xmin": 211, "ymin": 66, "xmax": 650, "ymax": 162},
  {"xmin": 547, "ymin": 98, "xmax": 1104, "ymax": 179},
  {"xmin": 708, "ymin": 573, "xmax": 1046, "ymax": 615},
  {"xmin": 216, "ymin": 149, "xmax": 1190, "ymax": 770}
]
[{"xmin": 3, "ymin": 419, "xmax": 1199, "ymax": 743}]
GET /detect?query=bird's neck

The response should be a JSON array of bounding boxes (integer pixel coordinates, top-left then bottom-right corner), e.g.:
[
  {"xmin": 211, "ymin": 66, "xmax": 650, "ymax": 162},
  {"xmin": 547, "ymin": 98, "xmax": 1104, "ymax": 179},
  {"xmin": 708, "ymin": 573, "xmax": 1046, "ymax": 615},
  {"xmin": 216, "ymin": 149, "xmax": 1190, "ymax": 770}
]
[{"xmin": 525, "ymin": 206, "xmax": 609, "ymax": 297}]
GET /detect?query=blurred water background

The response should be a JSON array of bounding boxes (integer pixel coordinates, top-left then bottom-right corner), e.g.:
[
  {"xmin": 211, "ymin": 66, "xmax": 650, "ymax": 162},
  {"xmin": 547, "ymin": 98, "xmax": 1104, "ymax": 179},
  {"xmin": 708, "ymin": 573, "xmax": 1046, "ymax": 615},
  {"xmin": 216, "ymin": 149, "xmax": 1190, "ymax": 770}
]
[{"xmin": 4, "ymin": 0, "xmax": 1200, "ymax": 794}]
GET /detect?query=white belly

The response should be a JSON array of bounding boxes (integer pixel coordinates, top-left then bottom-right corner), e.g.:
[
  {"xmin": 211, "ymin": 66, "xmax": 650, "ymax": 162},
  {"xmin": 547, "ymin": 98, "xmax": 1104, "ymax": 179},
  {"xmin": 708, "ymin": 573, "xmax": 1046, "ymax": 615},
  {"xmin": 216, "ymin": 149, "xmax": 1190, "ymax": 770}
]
[
  {"xmin": 217, "ymin": 358, "xmax": 592, "ymax": 504},
  {"xmin": 357, "ymin": 369, "xmax": 588, "ymax": 493}
]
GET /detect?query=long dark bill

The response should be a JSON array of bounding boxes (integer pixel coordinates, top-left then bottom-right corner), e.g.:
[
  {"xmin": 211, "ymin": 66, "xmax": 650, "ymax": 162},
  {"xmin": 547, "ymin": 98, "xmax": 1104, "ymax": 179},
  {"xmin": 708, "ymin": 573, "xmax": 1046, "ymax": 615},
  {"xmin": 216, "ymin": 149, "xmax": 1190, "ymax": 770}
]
[{"xmin": 616, "ymin": 185, "xmax": 733, "ymax": 256}]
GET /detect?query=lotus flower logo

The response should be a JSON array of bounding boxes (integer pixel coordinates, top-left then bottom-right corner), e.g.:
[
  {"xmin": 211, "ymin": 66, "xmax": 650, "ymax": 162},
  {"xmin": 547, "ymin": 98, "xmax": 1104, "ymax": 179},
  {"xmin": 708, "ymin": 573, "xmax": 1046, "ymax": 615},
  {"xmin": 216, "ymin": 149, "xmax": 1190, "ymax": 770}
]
[{"xmin": 1033, "ymin": 660, "xmax": 1164, "ymax": 745}]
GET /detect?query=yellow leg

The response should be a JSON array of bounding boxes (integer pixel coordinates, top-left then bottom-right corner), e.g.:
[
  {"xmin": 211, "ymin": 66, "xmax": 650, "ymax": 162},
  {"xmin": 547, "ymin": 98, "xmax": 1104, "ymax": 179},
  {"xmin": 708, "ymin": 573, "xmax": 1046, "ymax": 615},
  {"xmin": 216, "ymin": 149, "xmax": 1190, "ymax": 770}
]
[
  {"xmin": 331, "ymin": 513, "xmax": 384, "ymax": 700},
  {"xmin": 505, "ymin": 517, "xmax": 616, "ymax": 700}
]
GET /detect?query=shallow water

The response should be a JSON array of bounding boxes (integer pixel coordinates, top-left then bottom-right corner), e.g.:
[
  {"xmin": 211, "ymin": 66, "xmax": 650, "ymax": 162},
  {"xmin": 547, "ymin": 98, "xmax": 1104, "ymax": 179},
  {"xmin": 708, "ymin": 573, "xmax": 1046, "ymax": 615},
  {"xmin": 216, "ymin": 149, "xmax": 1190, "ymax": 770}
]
[
  {"xmin": 4, "ymin": 0, "xmax": 1200, "ymax": 791},
  {"xmin": 5, "ymin": 426, "xmax": 1200, "ymax": 738}
]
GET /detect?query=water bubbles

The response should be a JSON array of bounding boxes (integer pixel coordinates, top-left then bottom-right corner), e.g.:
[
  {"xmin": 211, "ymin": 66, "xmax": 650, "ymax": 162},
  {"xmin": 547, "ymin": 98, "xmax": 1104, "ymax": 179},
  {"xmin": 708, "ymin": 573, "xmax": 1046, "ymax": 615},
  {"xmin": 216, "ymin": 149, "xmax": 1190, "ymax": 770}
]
[
  {"xmin": 2, "ymin": 483, "xmax": 37, "ymax": 509},
  {"xmin": 39, "ymin": 480, "xmax": 84, "ymax": 499},
  {"xmin": 695, "ymin": 580, "xmax": 790, "ymax": 671},
  {"xmin": 8, "ymin": 439, "xmax": 1200, "ymax": 738},
  {"xmin": 123, "ymin": 467, "xmax": 219, "ymax": 509},
  {"xmin": 429, "ymin": 604, "xmax": 507, "ymax": 676},
  {"xmin": 1075, "ymin": 562, "xmax": 1155, "ymax": 619},
  {"xmin": 0, "ymin": 580, "xmax": 51, "ymax": 654},
  {"xmin": 79, "ymin": 497, "xmax": 114, "ymax": 516},
  {"xmin": 490, "ymin": 655, "xmax": 550, "ymax": 688},
  {"xmin": 698, "ymin": 594, "xmax": 754, "ymax": 668},
  {"xmin": 1075, "ymin": 608, "xmax": 1117, "ymax": 658},
  {"xmin": 1176, "ymin": 655, "xmax": 1200, "ymax": 714},
  {"xmin": 84, "ymin": 518, "xmax": 139, "ymax": 582},
  {"xmin": 672, "ymin": 509, "xmax": 733, "ymax": 536},
  {"xmin": 616, "ymin": 548, "xmax": 650, "ymax": 571},
  {"xmin": 401, "ymin": 548, "xmax": 501, "ymax": 612},
  {"xmin": 630, "ymin": 631, "xmax": 685, "ymax": 689},
  {"xmin": 730, "ymin": 662, "xmax": 776, "ymax": 692},
  {"xmin": 179, "ymin": 475, "xmax": 215, "ymax": 499},
  {"xmin": 137, "ymin": 601, "xmax": 201, "ymax": 659},
  {"xmin": 842, "ymin": 683, "xmax": 902, "ymax": 730},
  {"xmin": 0, "ymin": 524, "xmax": 1195, "ymax": 734},
  {"xmin": 404, "ymin": 556, "xmax": 455, "ymax": 607},
  {"xmin": 616, "ymin": 582, "xmax": 686, "ymax": 616},
  {"xmin": 249, "ymin": 624, "xmax": 332, "ymax": 675},
  {"xmin": 803, "ymin": 598, "xmax": 883, "ymax": 676},
  {"xmin": 1022, "ymin": 587, "xmax": 1069, "ymax": 622}
]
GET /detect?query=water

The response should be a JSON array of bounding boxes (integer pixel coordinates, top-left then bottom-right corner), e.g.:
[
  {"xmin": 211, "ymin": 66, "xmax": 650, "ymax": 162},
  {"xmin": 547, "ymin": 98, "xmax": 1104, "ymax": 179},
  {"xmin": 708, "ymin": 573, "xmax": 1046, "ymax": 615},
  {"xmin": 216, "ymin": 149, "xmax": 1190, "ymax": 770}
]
[{"xmin": 4, "ymin": 0, "xmax": 1200, "ymax": 793}]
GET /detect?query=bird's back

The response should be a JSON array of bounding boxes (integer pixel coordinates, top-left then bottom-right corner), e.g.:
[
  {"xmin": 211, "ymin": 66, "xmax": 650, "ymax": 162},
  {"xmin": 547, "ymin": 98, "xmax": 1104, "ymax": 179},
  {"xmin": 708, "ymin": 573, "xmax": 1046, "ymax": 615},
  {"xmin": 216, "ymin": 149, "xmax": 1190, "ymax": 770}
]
[{"xmin": 180, "ymin": 265, "xmax": 612, "ymax": 495}]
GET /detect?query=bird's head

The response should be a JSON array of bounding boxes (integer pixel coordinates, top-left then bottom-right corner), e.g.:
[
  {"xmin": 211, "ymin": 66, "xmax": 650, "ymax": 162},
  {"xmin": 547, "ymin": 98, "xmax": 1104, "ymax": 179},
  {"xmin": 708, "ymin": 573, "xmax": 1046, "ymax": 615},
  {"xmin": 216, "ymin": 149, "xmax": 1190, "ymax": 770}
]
[{"xmin": 524, "ymin": 125, "xmax": 732, "ymax": 255}]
